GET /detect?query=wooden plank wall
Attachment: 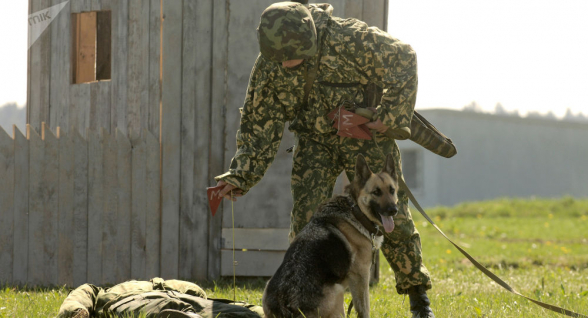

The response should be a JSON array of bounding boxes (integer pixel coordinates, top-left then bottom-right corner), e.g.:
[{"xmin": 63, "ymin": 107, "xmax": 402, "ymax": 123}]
[
  {"xmin": 159, "ymin": 0, "xmax": 219, "ymax": 282},
  {"xmin": 24, "ymin": 0, "xmax": 389, "ymax": 282},
  {"xmin": 26, "ymin": 0, "xmax": 219, "ymax": 283},
  {"xmin": 30, "ymin": 0, "xmax": 161, "ymax": 139},
  {"xmin": 218, "ymin": 0, "xmax": 389, "ymax": 276},
  {"xmin": 160, "ymin": 0, "xmax": 182, "ymax": 280},
  {"xmin": 0, "ymin": 124, "xmax": 161, "ymax": 287}
]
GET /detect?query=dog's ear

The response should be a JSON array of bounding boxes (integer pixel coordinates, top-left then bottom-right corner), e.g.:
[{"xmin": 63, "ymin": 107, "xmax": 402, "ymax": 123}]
[
  {"xmin": 355, "ymin": 154, "xmax": 372, "ymax": 185},
  {"xmin": 382, "ymin": 153, "xmax": 397, "ymax": 180}
]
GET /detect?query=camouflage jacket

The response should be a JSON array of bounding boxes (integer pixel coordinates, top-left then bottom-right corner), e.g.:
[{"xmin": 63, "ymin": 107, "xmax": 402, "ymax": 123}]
[
  {"xmin": 57, "ymin": 278, "xmax": 263, "ymax": 317},
  {"xmin": 216, "ymin": 4, "xmax": 417, "ymax": 193}
]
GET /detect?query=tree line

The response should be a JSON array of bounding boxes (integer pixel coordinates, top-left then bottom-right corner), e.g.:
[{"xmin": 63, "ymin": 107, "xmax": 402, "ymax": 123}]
[{"xmin": 463, "ymin": 101, "xmax": 588, "ymax": 123}]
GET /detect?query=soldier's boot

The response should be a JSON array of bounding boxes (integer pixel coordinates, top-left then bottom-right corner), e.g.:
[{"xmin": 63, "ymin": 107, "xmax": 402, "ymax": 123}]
[
  {"xmin": 408, "ymin": 285, "xmax": 435, "ymax": 318},
  {"xmin": 158, "ymin": 309, "xmax": 203, "ymax": 318}
]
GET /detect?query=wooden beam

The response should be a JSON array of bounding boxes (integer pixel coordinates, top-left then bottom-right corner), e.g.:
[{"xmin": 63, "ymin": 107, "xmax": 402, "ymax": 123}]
[
  {"xmin": 209, "ymin": 0, "xmax": 228, "ymax": 282},
  {"xmin": 221, "ymin": 228, "xmax": 289, "ymax": 251},
  {"xmin": 12, "ymin": 126, "xmax": 29, "ymax": 285},
  {"xmin": 27, "ymin": 126, "xmax": 44, "ymax": 285},
  {"xmin": 131, "ymin": 135, "xmax": 147, "ymax": 280},
  {"xmin": 160, "ymin": 0, "xmax": 183, "ymax": 279},
  {"xmin": 192, "ymin": 0, "xmax": 213, "ymax": 281},
  {"xmin": 58, "ymin": 128, "xmax": 75, "ymax": 287},
  {"xmin": 49, "ymin": 0, "xmax": 72, "ymax": 131},
  {"xmin": 221, "ymin": 250, "xmax": 285, "ymax": 277},
  {"xmin": 145, "ymin": 130, "xmax": 161, "ymax": 279},
  {"xmin": 86, "ymin": 128, "xmax": 103, "ymax": 284},
  {"xmin": 72, "ymin": 128, "xmax": 89, "ymax": 287},
  {"xmin": 116, "ymin": 129, "xmax": 132, "ymax": 282},
  {"xmin": 128, "ymin": 0, "xmax": 149, "ymax": 137},
  {"xmin": 101, "ymin": 128, "xmax": 117, "ymax": 285},
  {"xmin": 0, "ymin": 129, "xmax": 15, "ymax": 284}
]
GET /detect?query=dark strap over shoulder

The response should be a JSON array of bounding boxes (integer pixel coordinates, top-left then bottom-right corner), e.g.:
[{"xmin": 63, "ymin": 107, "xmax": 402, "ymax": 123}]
[{"xmin": 303, "ymin": 30, "xmax": 328, "ymax": 106}]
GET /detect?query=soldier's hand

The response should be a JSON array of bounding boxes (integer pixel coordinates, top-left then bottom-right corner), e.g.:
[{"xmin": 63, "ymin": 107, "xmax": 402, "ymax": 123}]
[
  {"xmin": 361, "ymin": 107, "xmax": 389, "ymax": 134},
  {"xmin": 365, "ymin": 118, "xmax": 389, "ymax": 134},
  {"xmin": 216, "ymin": 180, "xmax": 243, "ymax": 201}
]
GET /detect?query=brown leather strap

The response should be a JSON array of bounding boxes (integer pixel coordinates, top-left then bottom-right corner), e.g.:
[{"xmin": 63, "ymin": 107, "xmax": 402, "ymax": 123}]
[{"xmin": 400, "ymin": 178, "xmax": 588, "ymax": 318}]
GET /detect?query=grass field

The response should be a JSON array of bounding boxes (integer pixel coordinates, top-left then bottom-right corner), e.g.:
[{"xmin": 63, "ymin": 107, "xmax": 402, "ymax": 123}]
[{"xmin": 1, "ymin": 197, "xmax": 587, "ymax": 317}]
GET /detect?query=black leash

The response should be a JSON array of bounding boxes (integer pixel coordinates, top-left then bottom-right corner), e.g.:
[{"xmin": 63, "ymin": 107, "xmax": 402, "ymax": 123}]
[{"xmin": 400, "ymin": 178, "xmax": 588, "ymax": 318}]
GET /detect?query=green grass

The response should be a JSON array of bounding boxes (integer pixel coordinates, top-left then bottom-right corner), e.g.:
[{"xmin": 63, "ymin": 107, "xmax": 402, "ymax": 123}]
[{"xmin": 2, "ymin": 197, "xmax": 588, "ymax": 317}]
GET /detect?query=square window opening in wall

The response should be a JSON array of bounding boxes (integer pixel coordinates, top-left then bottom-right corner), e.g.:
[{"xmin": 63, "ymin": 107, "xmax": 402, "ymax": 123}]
[
  {"xmin": 401, "ymin": 149, "xmax": 423, "ymax": 191},
  {"xmin": 71, "ymin": 11, "xmax": 111, "ymax": 84}
]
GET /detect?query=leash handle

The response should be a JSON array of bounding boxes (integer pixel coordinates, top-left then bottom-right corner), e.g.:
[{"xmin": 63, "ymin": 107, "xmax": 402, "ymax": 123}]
[{"xmin": 400, "ymin": 179, "xmax": 588, "ymax": 318}]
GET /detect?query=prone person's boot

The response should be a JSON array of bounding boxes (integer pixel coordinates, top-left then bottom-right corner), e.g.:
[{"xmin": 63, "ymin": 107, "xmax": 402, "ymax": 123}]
[{"xmin": 408, "ymin": 285, "xmax": 435, "ymax": 318}]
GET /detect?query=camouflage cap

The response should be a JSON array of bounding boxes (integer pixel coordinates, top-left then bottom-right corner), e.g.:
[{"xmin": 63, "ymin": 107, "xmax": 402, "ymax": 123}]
[{"xmin": 257, "ymin": 2, "xmax": 318, "ymax": 63}]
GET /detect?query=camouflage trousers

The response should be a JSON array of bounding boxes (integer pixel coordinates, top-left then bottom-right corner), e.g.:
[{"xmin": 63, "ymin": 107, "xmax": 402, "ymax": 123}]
[{"xmin": 289, "ymin": 132, "xmax": 432, "ymax": 294}]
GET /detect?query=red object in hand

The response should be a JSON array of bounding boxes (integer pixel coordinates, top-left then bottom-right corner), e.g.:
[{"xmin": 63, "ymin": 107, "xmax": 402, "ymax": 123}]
[
  {"xmin": 328, "ymin": 107, "xmax": 372, "ymax": 140},
  {"xmin": 207, "ymin": 185, "xmax": 224, "ymax": 216},
  {"xmin": 328, "ymin": 108, "xmax": 370, "ymax": 128}
]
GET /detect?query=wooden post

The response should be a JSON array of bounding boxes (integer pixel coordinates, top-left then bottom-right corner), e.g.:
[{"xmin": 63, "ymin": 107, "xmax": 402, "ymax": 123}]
[
  {"xmin": 128, "ymin": 0, "xmax": 150, "ymax": 137},
  {"xmin": 42, "ymin": 124, "xmax": 60, "ymax": 287},
  {"xmin": 27, "ymin": 126, "xmax": 44, "ymax": 286},
  {"xmin": 87, "ymin": 128, "xmax": 103, "ymax": 284},
  {"xmin": 145, "ymin": 130, "xmax": 161, "ymax": 279},
  {"xmin": 0, "ymin": 128, "xmax": 15, "ymax": 284},
  {"xmin": 72, "ymin": 128, "xmax": 89, "ymax": 287},
  {"xmin": 28, "ymin": 0, "xmax": 52, "ymax": 132},
  {"xmin": 58, "ymin": 127, "xmax": 75, "ymax": 287},
  {"xmin": 178, "ymin": 0, "xmax": 197, "ymax": 281},
  {"xmin": 50, "ymin": 0, "xmax": 72, "ymax": 131},
  {"xmin": 160, "ymin": 0, "xmax": 183, "ymax": 279},
  {"xmin": 12, "ymin": 127, "xmax": 29, "ymax": 285},
  {"xmin": 209, "ymin": 0, "xmax": 228, "ymax": 281},
  {"xmin": 110, "ymin": 0, "xmax": 129, "ymax": 136},
  {"xmin": 116, "ymin": 129, "xmax": 132, "ymax": 282},
  {"xmin": 101, "ymin": 128, "xmax": 117, "ymax": 285},
  {"xmin": 131, "ymin": 134, "xmax": 147, "ymax": 280},
  {"xmin": 192, "ymin": 0, "xmax": 214, "ymax": 281},
  {"xmin": 148, "ymin": 0, "xmax": 162, "ymax": 137}
]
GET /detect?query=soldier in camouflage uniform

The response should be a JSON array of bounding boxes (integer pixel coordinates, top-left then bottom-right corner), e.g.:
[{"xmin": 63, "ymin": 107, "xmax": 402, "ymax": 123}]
[{"xmin": 215, "ymin": 2, "xmax": 434, "ymax": 317}]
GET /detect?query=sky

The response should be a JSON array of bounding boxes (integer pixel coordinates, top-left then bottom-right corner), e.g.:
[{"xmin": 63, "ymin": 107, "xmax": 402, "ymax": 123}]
[
  {"xmin": 1, "ymin": 0, "xmax": 587, "ymax": 118},
  {"xmin": 0, "ymin": 1, "xmax": 28, "ymax": 109},
  {"xmin": 388, "ymin": 0, "xmax": 588, "ymax": 117}
]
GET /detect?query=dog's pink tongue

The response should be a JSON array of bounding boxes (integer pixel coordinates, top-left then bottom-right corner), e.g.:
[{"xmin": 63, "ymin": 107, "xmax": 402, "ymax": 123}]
[{"xmin": 381, "ymin": 215, "xmax": 395, "ymax": 233}]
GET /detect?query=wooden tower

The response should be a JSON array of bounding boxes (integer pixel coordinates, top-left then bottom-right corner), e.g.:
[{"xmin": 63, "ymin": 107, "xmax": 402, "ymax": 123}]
[{"xmin": 23, "ymin": 0, "xmax": 389, "ymax": 285}]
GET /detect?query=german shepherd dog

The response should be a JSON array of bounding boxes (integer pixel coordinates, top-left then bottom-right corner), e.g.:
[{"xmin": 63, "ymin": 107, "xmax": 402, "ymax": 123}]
[{"xmin": 263, "ymin": 154, "xmax": 399, "ymax": 318}]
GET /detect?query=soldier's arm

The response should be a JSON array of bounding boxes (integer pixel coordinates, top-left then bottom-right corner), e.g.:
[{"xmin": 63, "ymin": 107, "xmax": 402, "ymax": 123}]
[
  {"xmin": 355, "ymin": 28, "xmax": 418, "ymax": 138},
  {"xmin": 56, "ymin": 284, "xmax": 101, "ymax": 317},
  {"xmin": 214, "ymin": 56, "xmax": 286, "ymax": 195}
]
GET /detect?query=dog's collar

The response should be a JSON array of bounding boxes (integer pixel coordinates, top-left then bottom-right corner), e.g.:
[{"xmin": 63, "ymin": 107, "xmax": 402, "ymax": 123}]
[{"xmin": 351, "ymin": 203, "xmax": 383, "ymax": 237}]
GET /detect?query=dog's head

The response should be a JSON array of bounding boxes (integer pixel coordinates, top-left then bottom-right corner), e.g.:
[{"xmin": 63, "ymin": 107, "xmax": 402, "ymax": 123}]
[{"xmin": 348, "ymin": 154, "xmax": 399, "ymax": 233}]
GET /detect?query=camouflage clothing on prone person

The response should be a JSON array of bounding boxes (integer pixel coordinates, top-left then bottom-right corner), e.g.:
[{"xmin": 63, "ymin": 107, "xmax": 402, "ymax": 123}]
[
  {"xmin": 215, "ymin": 2, "xmax": 431, "ymax": 295},
  {"xmin": 57, "ymin": 278, "xmax": 263, "ymax": 318}
]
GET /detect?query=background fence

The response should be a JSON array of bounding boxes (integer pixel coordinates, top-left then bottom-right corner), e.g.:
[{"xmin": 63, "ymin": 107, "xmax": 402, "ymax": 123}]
[{"xmin": 0, "ymin": 123, "xmax": 163, "ymax": 287}]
